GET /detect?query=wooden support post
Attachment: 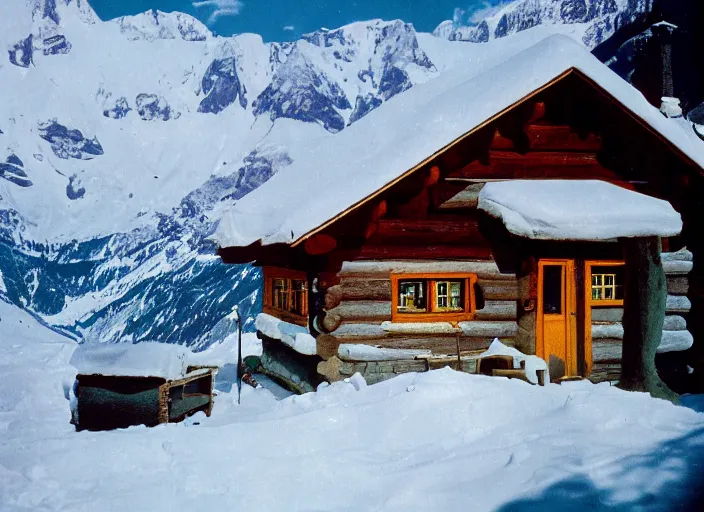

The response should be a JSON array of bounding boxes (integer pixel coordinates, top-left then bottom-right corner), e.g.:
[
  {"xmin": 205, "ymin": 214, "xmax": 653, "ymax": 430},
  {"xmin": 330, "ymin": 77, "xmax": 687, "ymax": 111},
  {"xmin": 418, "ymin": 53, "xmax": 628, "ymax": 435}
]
[
  {"xmin": 619, "ymin": 236, "xmax": 678, "ymax": 402},
  {"xmin": 455, "ymin": 333, "xmax": 462, "ymax": 372},
  {"xmin": 536, "ymin": 369, "xmax": 546, "ymax": 387},
  {"xmin": 157, "ymin": 383, "xmax": 170, "ymax": 424}
]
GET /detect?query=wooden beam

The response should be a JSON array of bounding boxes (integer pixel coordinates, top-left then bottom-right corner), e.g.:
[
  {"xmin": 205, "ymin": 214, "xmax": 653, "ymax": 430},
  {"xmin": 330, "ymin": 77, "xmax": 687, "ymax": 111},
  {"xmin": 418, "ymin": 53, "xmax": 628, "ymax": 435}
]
[
  {"xmin": 304, "ymin": 234, "xmax": 337, "ymax": 255},
  {"xmin": 338, "ymin": 278, "xmax": 392, "ymax": 301},
  {"xmin": 355, "ymin": 244, "xmax": 493, "ymax": 260},
  {"xmin": 373, "ymin": 218, "xmax": 483, "ymax": 245},
  {"xmin": 450, "ymin": 150, "xmax": 611, "ymax": 181},
  {"xmin": 490, "ymin": 124, "xmax": 602, "ymax": 152},
  {"xmin": 371, "ymin": 199, "xmax": 388, "ymax": 221},
  {"xmin": 528, "ymin": 101, "xmax": 546, "ymax": 123},
  {"xmin": 436, "ymin": 183, "xmax": 484, "ymax": 210},
  {"xmin": 337, "ymin": 260, "xmax": 515, "ymax": 281},
  {"xmin": 362, "ymin": 199, "xmax": 388, "ymax": 239},
  {"xmin": 425, "ymin": 165, "xmax": 441, "ymax": 186}
]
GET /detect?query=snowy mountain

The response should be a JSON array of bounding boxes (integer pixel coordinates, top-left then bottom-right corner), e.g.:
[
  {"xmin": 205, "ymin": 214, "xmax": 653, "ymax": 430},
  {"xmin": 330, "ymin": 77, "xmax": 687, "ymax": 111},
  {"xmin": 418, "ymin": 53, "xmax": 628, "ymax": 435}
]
[
  {"xmin": 435, "ymin": 0, "xmax": 652, "ymax": 48},
  {"xmin": 0, "ymin": 0, "xmax": 449, "ymax": 347},
  {"xmin": 0, "ymin": 0, "xmax": 652, "ymax": 348}
]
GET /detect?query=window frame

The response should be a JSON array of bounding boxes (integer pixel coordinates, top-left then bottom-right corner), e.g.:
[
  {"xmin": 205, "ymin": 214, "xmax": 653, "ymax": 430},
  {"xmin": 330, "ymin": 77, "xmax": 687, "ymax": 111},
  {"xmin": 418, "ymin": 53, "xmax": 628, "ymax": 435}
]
[
  {"xmin": 391, "ymin": 272, "xmax": 477, "ymax": 323},
  {"xmin": 263, "ymin": 266, "xmax": 309, "ymax": 326},
  {"xmin": 585, "ymin": 261, "xmax": 624, "ymax": 307}
]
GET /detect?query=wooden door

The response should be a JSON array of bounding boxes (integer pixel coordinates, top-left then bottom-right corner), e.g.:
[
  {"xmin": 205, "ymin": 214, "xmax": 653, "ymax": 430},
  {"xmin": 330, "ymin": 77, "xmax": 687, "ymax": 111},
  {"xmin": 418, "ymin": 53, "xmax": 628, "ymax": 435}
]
[{"xmin": 537, "ymin": 259, "xmax": 578, "ymax": 380}]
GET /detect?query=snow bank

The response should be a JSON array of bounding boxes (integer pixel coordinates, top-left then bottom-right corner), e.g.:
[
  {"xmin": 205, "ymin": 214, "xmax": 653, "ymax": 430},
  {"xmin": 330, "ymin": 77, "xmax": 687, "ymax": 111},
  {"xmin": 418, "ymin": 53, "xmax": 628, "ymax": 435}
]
[
  {"xmin": 189, "ymin": 332, "xmax": 262, "ymax": 368},
  {"xmin": 255, "ymin": 312, "xmax": 316, "ymax": 355},
  {"xmin": 70, "ymin": 341, "xmax": 192, "ymax": 380},
  {"xmin": 70, "ymin": 332, "xmax": 265, "ymax": 380},
  {"xmin": 477, "ymin": 338, "xmax": 549, "ymax": 384},
  {"xmin": 2, "ymin": 300, "xmax": 704, "ymax": 512},
  {"xmin": 478, "ymin": 180, "xmax": 682, "ymax": 240}
]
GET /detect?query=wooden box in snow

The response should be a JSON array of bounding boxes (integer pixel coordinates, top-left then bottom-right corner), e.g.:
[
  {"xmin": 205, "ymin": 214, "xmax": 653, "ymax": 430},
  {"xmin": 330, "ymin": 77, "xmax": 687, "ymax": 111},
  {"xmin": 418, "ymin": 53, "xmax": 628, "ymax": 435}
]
[{"xmin": 71, "ymin": 343, "xmax": 217, "ymax": 431}]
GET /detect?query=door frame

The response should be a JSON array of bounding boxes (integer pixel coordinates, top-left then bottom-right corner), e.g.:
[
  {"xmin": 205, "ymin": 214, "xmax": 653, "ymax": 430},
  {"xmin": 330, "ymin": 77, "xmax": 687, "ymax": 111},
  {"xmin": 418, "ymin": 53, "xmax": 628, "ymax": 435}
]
[{"xmin": 536, "ymin": 259, "xmax": 578, "ymax": 378}]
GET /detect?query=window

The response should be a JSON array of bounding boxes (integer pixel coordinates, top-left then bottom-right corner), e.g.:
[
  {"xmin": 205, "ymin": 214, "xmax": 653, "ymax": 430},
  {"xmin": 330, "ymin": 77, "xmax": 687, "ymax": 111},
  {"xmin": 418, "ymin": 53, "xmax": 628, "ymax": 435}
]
[
  {"xmin": 391, "ymin": 273, "xmax": 477, "ymax": 322},
  {"xmin": 435, "ymin": 281, "xmax": 463, "ymax": 312},
  {"xmin": 542, "ymin": 265, "xmax": 563, "ymax": 314},
  {"xmin": 263, "ymin": 267, "xmax": 309, "ymax": 325},
  {"xmin": 589, "ymin": 265, "xmax": 624, "ymax": 303},
  {"xmin": 585, "ymin": 262, "xmax": 624, "ymax": 306},
  {"xmin": 273, "ymin": 278, "xmax": 289, "ymax": 310},
  {"xmin": 290, "ymin": 279, "xmax": 308, "ymax": 316},
  {"xmin": 591, "ymin": 273, "xmax": 619, "ymax": 300},
  {"xmin": 398, "ymin": 281, "xmax": 427, "ymax": 313}
]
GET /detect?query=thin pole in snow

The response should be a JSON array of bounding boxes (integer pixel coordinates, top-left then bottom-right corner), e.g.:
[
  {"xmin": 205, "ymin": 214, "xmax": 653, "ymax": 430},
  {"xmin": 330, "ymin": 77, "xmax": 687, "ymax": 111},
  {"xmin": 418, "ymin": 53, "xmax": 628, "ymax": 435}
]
[{"xmin": 233, "ymin": 306, "xmax": 243, "ymax": 405}]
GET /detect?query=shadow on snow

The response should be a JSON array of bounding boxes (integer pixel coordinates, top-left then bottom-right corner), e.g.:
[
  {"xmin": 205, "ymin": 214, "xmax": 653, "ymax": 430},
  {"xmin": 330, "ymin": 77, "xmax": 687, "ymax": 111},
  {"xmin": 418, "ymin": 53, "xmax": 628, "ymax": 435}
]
[{"xmin": 496, "ymin": 426, "xmax": 704, "ymax": 511}]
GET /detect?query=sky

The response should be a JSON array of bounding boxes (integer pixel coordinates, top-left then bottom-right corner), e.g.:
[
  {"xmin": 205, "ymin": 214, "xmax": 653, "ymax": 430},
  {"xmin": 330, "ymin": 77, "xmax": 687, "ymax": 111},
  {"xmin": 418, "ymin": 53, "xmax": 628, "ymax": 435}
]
[{"xmin": 88, "ymin": 0, "xmax": 511, "ymax": 42}]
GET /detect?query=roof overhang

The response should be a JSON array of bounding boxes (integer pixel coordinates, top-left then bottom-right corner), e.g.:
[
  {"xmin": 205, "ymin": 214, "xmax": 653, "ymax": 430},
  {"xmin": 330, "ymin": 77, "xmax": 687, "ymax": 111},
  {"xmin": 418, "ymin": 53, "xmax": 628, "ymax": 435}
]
[
  {"xmin": 213, "ymin": 35, "xmax": 704, "ymax": 256},
  {"xmin": 477, "ymin": 180, "xmax": 683, "ymax": 241}
]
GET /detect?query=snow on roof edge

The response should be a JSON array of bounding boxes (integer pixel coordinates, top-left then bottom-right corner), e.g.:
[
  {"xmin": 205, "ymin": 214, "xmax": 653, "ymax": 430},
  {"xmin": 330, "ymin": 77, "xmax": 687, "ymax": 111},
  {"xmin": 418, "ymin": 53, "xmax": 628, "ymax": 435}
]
[{"xmin": 478, "ymin": 180, "xmax": 683, "ymax": 241}]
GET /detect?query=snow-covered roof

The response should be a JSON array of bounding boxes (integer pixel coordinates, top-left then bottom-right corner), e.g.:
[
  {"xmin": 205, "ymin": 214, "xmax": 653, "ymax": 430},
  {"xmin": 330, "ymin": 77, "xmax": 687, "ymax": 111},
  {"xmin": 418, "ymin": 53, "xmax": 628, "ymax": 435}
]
[
  {"xmin": 70, "ymin": 342, "xmax": 192, "ymax": 380},
  {"xmin": 477, "ymin": 180, "xmax": 682, "ymax": 241},
  {"xmin": 213, "ymin": 34, "xmax": 703, "ymax": 250}
]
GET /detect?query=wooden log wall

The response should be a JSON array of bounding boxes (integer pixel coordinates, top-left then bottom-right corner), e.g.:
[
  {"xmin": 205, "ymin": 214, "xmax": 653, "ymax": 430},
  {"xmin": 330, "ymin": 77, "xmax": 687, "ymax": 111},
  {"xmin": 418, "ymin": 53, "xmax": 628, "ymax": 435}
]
[{"xmin": 317, "ymin": 259, "xmax": 520, "ymax": 358}]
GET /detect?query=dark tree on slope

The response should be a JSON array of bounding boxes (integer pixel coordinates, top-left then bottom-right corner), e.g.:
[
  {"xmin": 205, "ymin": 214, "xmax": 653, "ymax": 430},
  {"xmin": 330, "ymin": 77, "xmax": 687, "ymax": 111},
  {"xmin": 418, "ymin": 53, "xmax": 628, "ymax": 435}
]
[{"xmin": 619, "ymin": 237, "xmax": 677, "ymax": 402}]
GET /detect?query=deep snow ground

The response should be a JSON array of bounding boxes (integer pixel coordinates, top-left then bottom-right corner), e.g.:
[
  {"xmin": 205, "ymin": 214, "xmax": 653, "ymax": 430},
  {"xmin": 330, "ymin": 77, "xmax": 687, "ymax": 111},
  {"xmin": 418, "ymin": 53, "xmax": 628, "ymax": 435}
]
[{"xmin": 1, "ymin": 299, "xmax": 703, "ymax": 511}]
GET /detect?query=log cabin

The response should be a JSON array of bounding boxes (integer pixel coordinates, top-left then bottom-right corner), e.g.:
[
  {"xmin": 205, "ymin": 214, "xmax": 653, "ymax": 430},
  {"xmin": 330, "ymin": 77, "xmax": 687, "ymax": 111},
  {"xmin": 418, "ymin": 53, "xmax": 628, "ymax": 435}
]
[{"xmin": 214, "ymin": 35, "xmax": 704, "ymax": 393}]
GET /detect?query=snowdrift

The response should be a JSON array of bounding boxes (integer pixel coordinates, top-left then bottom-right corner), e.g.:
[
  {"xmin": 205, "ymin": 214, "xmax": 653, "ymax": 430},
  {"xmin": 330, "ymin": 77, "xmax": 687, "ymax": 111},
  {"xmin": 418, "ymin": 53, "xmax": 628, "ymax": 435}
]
[{"xmin": 1, "ymin": 300, "xmax": 704, "ymax": 511}]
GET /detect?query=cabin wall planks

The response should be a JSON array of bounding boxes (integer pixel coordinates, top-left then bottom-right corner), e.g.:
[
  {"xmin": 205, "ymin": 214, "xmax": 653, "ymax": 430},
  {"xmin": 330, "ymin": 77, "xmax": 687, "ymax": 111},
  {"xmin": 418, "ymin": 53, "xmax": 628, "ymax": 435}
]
[{"xmin": 317, "ymin": 259, "xmax": 521, "ymax": 359}]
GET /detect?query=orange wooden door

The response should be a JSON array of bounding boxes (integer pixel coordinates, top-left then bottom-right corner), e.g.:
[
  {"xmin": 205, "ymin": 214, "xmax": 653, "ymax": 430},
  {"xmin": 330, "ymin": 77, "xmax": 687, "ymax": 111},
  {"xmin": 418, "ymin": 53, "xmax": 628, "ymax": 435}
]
[{"xmin": 537, "ymin": 259, "xmax": 578, "ymax": 380}]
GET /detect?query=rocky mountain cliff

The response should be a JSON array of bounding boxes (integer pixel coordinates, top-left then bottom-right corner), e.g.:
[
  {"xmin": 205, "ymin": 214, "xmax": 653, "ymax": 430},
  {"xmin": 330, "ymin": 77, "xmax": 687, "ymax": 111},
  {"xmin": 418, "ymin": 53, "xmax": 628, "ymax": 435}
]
[{"xmin": 435, "ymin": 0, "xmax": 652, "ymax": 48}]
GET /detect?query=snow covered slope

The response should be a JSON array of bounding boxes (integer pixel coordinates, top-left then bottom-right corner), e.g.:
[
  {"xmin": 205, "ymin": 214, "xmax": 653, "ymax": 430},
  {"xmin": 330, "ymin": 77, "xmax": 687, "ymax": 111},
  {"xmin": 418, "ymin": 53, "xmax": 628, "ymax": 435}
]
[
  {"xmin": 435, "ymin": 0, "xmax": 652, "ymax": 48},
  {"xmin": 0, "ymin": 0, "xmax": 663, "ymax": 348},
  {"xmin": 0, "ymin": 302, "xmax": 703, "ymax": 511}
]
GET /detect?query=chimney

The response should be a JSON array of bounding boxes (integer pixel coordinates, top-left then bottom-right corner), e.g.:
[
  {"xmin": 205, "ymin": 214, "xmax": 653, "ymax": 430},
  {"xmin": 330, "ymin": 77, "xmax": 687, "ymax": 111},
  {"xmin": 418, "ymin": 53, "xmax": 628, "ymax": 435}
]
[
  {"xmin": 651, "ymin": 21, "xmax": 677, "ymax": 99},
  {"xmin": 660, "ymin": 97, "xmax": 682, "ymax": 118}
]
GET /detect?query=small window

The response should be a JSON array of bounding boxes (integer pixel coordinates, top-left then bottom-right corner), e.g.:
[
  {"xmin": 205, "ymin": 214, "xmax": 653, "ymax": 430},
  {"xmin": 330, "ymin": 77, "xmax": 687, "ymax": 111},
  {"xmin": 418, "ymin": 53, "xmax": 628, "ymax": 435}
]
[
  {"xmin": 263, "ymin": 267, "xmax": 309, "ymax": 325},
  {"xmin": 273, "ymin": 278, "xmax": 289, "ymax": 310},
  {"xmin": 398, "ymin": 280, "xmax": 427, "ymax": 313},
  {"xmin": 392, "ymin": 273, "xmax": 476, "ymax": 322},
  {"xmin": 435, "ymin": 281, "xmax": 463, "ymax": 312},
  {"xmin": 290, "ymin": 279, "xmax": 308, "ymax": 316},
  {"xmin": 542, "ymin": 265, "xmax": 563, "ymax": 314},
  {"xmin": 590, "ymin": 266, "xmax": 624, "ymax": 302}
]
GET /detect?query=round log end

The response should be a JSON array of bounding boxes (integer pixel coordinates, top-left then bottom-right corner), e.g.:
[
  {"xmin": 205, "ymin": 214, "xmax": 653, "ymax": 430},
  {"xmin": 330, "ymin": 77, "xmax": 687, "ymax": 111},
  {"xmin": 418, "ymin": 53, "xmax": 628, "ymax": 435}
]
[
  {"xmin": 320, "ymin": 312, "xmax": 343, "ymax": 333},
  {"xmin": 317, "ymin": 356, "xmax": 343, "ymax": 383},
  {"xmin": 316, "ymin": 334, "xmax": 341, "ymax": 360},
  {"xmin": 304, "ymin": 234, "xmax": 337, "ymax": 255}
]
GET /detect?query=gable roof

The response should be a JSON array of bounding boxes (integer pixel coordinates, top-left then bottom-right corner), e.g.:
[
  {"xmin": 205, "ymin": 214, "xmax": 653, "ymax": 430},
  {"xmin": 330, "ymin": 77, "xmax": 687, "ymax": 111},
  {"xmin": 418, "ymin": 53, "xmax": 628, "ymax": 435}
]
[{"xmin": 213, "ymin": 34, "xmax": 704, "ymax": 250}]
